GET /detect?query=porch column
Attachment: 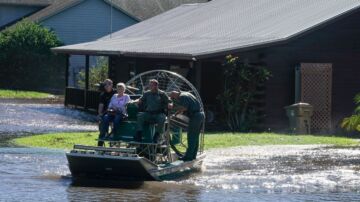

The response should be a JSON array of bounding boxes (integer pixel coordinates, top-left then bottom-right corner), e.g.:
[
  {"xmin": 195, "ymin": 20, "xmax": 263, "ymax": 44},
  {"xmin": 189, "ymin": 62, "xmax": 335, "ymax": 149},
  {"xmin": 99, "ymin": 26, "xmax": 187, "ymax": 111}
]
[
  {"xmin": 194, "ymin": 61, "xmax": 202, "ymax": 92},
  {"xmin": 64, "ymin": 54, "xmax": 69, "ymax": 106},
  {"xmin": 85, "ymin": 55, "xmax": 90, "ymax": 90},
  {"xmin": 108, "ymin": 56, "xmax": 113, "ymax": 79},
  {"xmin": 65, "ymin": 54, "xmax": 69, "ymax": 87},
  {"xmin": 84, "ymin": 55, "xmax": 90, "ymax": 109}
]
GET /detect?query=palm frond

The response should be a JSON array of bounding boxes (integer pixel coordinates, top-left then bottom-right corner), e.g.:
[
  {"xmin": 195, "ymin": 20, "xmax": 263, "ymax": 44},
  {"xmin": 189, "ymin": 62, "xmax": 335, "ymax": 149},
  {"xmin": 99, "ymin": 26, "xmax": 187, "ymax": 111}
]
[
  {"xmin": 341, "ymin": 115, "xmax": 360, "ymax": 131},
  {"xmin": 355, "ymin": 105, "xmax": 360, "ymax": 114},
  {"xmin": 355, "ymin": 93, "xmax": 360, "ymax": 105}
]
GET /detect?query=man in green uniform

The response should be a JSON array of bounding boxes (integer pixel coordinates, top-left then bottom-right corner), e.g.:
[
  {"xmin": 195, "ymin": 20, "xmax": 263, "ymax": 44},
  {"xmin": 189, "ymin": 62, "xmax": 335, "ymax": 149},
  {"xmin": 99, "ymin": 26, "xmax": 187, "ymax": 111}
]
[
  {"xmin": 134, "ymin": 79, "xmax": 172, "ymax": 142},
  {"xmin": 170, "ymin": 91, "xmax": 205, "ymax": 161}
]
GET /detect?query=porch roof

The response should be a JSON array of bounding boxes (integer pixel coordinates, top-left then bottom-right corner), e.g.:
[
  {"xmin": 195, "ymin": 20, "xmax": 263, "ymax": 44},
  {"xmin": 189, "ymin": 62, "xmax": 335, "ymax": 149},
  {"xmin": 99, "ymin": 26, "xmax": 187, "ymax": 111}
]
[{"xmin": 52, "ymin": 0, "xmax": 360, "ymax": 60}]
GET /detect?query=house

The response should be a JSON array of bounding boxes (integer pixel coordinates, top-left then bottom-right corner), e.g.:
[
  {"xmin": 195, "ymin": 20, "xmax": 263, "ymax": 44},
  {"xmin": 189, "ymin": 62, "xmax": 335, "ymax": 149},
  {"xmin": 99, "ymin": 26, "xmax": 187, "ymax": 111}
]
[
  {"xmin": 53, "ymin": 0, "xmax": 360, "ymax": 132},
  {"xmin": 0, "ymin": 0, "xmax": 51, "ymax": 28},
  {"xmin": 0, "ymin": 0, "xmax": 208, "ymax": 86}
]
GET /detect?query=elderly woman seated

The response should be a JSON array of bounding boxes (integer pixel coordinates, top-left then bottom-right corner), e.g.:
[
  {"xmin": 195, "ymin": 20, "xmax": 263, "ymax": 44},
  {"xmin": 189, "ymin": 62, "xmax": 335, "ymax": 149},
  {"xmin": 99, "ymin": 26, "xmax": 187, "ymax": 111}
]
[{"xmin": 99, "ymin": 82, "xmax": 130, "ymax": 139}]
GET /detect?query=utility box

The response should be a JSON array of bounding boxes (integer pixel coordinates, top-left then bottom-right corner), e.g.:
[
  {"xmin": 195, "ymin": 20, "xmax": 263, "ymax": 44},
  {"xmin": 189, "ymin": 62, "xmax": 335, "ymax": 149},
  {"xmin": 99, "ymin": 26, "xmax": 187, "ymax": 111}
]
[{"xmin": 285, "ymin": 103, "xmax": 314, "ymax": 134}]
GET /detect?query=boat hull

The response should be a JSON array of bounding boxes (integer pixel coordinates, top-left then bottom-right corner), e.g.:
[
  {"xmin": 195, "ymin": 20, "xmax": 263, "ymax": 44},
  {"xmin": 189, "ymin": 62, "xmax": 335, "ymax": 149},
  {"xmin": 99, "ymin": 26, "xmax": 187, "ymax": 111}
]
[
  {"xmin": 66, "ymin": 152, "xmax": 205, "ymax": 181},
  {"xmin": 66, "ymin": 153, "xmax": 158, "ymax": 180}
]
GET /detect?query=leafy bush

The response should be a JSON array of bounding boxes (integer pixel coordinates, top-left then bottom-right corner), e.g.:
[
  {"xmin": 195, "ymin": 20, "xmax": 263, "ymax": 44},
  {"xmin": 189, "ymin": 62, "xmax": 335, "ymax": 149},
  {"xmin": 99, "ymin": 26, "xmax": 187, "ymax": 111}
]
[
  {"xmin": 341, "ymin": 93, "xmax": 360, "ymax": 132},
  {"xmin": 0, "ymin": 20, "xmax": 64, "ymax": 91},
  {"xmin": 77, "ymin": 56, "xmax": 109, "ymax": 90},
  {"xmin": 217, "ymin": 55, "xmax": 271, "ymax": 132}
]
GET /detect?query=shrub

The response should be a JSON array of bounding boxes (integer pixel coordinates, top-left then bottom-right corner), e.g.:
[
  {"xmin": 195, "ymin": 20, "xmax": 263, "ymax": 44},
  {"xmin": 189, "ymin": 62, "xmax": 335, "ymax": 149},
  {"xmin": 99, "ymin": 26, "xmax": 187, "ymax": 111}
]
[
  {"xmin": 217, "ymin": 55, "xmax": 271, "ymax": 132},
  {"xmin": 0, "ymin": 20, "xmax": 64, "ymax": 91},
  {"xmin": 77, "ymin": 56, "xmax": 109, "ymax": 90},
  {"xmin": 341, "ymin": 93, "xmax": 360, "ymax": 132}
]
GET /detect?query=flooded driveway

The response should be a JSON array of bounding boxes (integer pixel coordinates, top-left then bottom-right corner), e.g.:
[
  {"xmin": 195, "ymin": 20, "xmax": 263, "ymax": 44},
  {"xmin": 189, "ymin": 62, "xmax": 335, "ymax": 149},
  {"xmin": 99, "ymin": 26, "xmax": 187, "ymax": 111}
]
[
  {"xmin": 0, "ymin": 103, "xmax": 96, "ymax": 135},
  {"xmin": 1, "ymin": 101, "xmax": 360, "ymax": 201}
]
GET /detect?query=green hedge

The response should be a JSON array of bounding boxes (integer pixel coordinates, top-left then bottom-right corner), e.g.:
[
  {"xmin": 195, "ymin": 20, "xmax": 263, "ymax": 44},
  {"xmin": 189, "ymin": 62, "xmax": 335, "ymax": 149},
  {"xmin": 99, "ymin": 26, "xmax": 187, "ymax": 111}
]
[{"xmin": 0, "ymin": 20, "xmax": 65, "ymax": 91}]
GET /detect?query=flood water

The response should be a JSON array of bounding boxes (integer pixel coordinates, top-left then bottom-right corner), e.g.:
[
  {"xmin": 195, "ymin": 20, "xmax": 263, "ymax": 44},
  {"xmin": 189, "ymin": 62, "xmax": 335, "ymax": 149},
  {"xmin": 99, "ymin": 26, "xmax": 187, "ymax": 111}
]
[
  {"xmin": 1, "ymin": 102, "xmax": 360, "ymax": 201},
  {"xmin": 0, "ymin": 103, "xmax": 96, "ymax": 135}
]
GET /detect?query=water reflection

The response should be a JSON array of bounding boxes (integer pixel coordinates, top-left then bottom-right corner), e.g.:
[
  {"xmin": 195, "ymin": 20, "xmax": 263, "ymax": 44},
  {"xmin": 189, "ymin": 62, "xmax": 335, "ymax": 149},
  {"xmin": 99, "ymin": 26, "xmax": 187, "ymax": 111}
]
[
  {"xmin": 66, "ymin": 181, "xmax": 203, "ymax": 201},
  {"xmin": 187, "ymin": 145, "xmax": 360, "ymax": 195},
  {"xmin": 0, "ymin": 147, "xmax": 69, "ymax": 201}
]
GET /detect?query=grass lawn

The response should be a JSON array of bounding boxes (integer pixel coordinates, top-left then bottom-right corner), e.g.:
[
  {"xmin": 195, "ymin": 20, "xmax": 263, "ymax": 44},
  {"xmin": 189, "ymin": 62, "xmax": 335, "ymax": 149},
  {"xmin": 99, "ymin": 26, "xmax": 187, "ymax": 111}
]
[
  {"xmin": 0, "ymin": 89, "xmax": 53, "ymax": 99},
  {"xmin": 12, "ymin": 132, "xmax": 358, "ymax": 150}
]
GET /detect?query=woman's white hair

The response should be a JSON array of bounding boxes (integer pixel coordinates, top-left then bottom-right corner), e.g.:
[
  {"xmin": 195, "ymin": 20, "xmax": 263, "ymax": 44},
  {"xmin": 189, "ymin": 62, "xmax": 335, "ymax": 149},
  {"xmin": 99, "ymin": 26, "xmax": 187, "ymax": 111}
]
[{"xmin": 116, "ymin": 82, "xmax": 126, "ymax": 90}]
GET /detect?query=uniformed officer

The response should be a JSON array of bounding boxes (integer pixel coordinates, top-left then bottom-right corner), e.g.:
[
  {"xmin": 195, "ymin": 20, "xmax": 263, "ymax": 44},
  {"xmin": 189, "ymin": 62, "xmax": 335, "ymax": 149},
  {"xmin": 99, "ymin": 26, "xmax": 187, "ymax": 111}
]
[
  {"xmin": 133, "ymin": 79, "xmax": 172, "ymax": 142},
  {"xmin": 170, "ymin": 91, "xmax": 205, "ymax": 161}
]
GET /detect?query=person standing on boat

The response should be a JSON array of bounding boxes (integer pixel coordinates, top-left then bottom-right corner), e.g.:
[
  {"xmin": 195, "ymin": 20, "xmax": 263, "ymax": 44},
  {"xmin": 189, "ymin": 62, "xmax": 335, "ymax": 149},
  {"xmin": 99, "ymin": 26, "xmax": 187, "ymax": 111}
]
[
  {"xmin": 133, "ymin": 79, "xmax": 172, "ymax": 142},
  {"xmin": 99, "ymin": 83, "xmax": 130, "ymax": 141},
  {"xmin": 170, "ymin": 91, "xmax": 205, "ymax": 161},
  {"xmin": 97, "ymin": 79, "xmax": 115, "ymax": 146}
]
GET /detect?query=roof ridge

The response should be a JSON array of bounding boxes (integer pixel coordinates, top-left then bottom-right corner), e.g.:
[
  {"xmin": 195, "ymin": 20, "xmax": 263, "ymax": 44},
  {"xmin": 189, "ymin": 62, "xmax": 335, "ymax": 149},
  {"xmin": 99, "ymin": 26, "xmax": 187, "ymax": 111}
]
[
  {"xmin": 52, "ymin": 0, "xmax": 360, "ymax": 60},
  {"xmin": 26, "ymin": 0, "xmax": 84, "ymax": 22},
  {"xmin": 20, "ymin": 0, "xmax": 207, "ymax": 24},
  {"xmin": 0, "ymin": 0, "xmax": 55, "ymax": 6}
]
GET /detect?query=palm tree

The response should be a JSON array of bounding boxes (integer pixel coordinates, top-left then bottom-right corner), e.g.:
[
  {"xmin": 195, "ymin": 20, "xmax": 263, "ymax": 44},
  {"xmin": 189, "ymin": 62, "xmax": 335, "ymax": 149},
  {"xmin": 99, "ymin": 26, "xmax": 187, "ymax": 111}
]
[{"xmin": 341, "ymin": 93, "xmax": 360, "ymax": 132}]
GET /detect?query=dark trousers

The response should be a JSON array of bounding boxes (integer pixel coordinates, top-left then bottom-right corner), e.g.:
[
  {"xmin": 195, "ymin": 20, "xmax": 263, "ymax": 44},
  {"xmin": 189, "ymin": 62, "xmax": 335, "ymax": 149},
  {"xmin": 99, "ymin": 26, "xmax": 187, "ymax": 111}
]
[
  {"xmin": 183, "ymin": 112, "xmax": 205, "ymax": 160},
  {"xmin": 98, "ymin": 113, "xmax": 123, "ymax": 146},
  {"xmin": 137, "ymin": 112, "xmax": 166, "ymax": 134}
]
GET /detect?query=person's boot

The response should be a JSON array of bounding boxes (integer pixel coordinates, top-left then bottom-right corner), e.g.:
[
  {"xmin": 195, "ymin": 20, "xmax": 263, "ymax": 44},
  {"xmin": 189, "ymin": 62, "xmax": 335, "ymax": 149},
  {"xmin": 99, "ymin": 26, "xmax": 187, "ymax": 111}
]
[
  {"xmin": 98, "ymin": 133, "xmax": 105, "ymax": 146},
  {"xmin": 134, "ymin": 131, "xmax": 142, "ymax": 142},
  {"xmin": 178, "ymin": 156, "xmax": 191, "ymax": 161},
  {"xmin": 97, "ymin": 141, "xmax": 104, "ymax": 147}
]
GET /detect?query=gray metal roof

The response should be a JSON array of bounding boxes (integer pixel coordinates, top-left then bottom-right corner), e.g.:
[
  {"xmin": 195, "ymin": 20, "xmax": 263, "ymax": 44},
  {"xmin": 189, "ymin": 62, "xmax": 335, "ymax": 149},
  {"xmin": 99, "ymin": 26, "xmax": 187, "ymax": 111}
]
[{"xmin": 53, "ymin": 0, "xmax": 360, "ymax": 59}]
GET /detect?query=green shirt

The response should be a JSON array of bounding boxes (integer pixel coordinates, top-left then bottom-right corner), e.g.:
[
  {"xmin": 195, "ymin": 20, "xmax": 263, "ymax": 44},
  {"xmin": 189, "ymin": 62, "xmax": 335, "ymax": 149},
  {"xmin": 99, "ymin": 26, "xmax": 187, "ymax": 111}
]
[
  {"xmin": 140, "ymin": 90, "xmax": 171, "ymax": 112},
  {"xmin": 177, "ymin": 92, "xmax": 201, "ymax": 116}
]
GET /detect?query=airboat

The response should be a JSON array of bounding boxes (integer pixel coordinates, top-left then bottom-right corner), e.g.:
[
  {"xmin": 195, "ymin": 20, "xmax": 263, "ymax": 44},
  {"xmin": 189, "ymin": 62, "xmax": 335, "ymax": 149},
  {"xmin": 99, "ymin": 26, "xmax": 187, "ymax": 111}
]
[{"xmin": 66, "ymin": 70, "xmax": 205, "ymax": 181}]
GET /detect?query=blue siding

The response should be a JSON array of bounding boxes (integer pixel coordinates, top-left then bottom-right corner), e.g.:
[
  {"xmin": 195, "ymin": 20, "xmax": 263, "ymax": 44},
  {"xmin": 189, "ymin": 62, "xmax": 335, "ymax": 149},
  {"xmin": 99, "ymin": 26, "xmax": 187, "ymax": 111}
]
[
  {"xmin": 41, "ymin": 0, "xmax": 137, "ymax": 45},
  {"xmin": 0, "ymin": 5, "xmax": 42, "ymax": 27},
  {"xmin": 40, "ymin": 0, "xmax": 138, "ymax": 87}
]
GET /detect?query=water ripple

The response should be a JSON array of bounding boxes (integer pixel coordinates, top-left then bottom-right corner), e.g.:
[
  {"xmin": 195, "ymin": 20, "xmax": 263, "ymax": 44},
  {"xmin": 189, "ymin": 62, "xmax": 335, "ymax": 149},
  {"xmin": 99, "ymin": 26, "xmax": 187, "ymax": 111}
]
[
  {"xmin": 180, "ymin": 145, "xmax": 360, "ymax": 196},
  {"xmin": 0, "ymin": 103, "xmax": 97, "ymax": 134}
]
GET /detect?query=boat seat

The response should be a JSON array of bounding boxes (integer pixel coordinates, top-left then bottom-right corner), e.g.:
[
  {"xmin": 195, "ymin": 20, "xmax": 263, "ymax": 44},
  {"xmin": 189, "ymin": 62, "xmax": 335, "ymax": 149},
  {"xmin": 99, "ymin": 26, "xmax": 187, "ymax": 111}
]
[
  {"xmin": 126, "ymin": 102, "xmax": 138, "ymax": 121},
  {"xmin": 109, "ymin": 101, "xmax": 172, "ymax": 144},
  {"xmin": 111, "ymin": 103, "xmax": 157, "ymax": 143},
  {"xmin": 112, "ymin": 121, "xmax": 156, "ymax": 143}
]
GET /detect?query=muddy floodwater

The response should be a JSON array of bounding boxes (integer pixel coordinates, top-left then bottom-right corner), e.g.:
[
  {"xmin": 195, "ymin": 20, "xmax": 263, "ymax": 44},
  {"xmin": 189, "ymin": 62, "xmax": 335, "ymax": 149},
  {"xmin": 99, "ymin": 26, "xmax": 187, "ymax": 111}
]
[{"xmin": 1, "ymin": 102, "xmax": 360, "ymax": 201}]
